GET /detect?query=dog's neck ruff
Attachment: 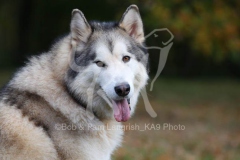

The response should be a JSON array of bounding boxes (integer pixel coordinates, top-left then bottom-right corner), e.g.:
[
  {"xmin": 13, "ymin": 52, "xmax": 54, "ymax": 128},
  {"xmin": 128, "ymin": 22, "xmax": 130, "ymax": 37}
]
[{"xmin": 64, "ymin": 84, "xmax": 99, "ymax": 117}]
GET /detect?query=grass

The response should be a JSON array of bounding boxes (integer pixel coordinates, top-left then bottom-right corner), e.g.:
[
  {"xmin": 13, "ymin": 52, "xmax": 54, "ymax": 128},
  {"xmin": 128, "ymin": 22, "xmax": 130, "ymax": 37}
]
[
  {"xmin": 112, "ymin": 78, "xmax": 240, "ymax": 160},
  {"xmin": 0, "ymin": 70, "xmax": 240, "ymax": 160}
]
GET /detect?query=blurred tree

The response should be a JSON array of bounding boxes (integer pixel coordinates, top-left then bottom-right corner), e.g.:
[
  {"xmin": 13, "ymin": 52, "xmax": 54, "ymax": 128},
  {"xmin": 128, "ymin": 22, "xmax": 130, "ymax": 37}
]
[
  {"xmin": 0, "ymin": 0, "xmax": 239, "ymax": 76},
  {"xmin": 17, "ymin": 0, "xmax": 33, "ymax": 65},
  {"xmin": 145, "ymin": 0, "xmax": 240, "ymax": 76}
]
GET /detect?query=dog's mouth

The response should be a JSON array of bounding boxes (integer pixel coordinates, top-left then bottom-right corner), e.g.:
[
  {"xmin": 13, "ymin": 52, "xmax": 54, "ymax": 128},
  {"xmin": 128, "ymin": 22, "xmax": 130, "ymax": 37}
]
[
  {"xmin": 97, "ymin": 88, "xmax": 131, "ymax": 122},
  {"xmin": 111, "ymin": 98, "xmax": 131, "ymax": 122}
]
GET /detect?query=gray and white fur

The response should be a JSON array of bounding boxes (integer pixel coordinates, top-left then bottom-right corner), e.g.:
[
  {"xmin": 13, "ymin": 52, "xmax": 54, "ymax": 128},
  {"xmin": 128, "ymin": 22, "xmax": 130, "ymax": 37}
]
[{"xmin": 0, "ymin": 5, "xmax": 149, "ymax": 160}]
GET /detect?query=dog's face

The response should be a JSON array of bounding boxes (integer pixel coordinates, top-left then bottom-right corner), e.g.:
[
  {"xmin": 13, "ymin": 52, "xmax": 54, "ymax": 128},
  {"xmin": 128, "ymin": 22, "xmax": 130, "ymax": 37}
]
[{"xmin": 66, "ymin": 5, "xmax": 148, "ymax": 122}]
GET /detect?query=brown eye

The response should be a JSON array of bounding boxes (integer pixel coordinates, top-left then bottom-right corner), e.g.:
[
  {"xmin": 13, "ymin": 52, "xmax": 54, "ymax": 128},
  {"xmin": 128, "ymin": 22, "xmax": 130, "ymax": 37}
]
[
  {"xmin": 122, "ymin": 56, "xmax": 130, "ymax": 63},
  {"xmin": 95, "ymin": 61, "xmax": 105, "ymax": 67}
]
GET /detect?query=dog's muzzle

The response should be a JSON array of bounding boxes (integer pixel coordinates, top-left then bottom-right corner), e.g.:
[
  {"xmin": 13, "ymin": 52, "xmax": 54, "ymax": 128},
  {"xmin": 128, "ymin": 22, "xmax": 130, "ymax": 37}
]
[{"xmin": 114, "ymin": 83, "xmax": 130, "ymax": 97}]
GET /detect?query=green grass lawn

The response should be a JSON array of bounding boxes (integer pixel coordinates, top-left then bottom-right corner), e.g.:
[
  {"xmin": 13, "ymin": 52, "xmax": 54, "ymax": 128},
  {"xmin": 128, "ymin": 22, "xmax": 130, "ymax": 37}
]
[{"xmin": 0, "ymin": 70, "xmax": 240, "ymax": 160}]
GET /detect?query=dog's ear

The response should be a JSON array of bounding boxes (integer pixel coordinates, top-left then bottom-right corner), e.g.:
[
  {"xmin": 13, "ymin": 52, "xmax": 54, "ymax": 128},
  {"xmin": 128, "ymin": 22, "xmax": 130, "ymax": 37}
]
[
  {"xmin": 70, "ymin": 9, "xmax": 91, "ymax": 47},
  {"xmin": 119, "ymin": 5, "xmax": 144, "ymax": 43}
]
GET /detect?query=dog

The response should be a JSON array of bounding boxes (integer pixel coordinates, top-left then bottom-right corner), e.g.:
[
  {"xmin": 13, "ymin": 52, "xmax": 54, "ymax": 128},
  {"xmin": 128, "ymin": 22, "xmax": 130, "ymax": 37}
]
[{"xmin": 0, "ymin": 4, "xmax": 149, "ymax": 160}]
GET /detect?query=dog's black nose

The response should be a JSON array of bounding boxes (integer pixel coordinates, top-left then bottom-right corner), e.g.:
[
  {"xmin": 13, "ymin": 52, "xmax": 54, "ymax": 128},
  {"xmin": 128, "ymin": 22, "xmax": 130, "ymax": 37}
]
[{"xmin": 114, "ymin": 83, "xmax": 130, "ymax": 97}]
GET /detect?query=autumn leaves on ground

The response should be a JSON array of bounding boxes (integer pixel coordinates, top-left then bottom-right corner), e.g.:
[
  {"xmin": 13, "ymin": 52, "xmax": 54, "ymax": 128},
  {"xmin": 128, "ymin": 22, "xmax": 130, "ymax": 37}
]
[
  {"xmin": 113, "ymin": 79, "xmax": 240, "ymax": 160},
  {"xmin": 0, "ymin": 71, "xmax": 239, "ymax": 160}
]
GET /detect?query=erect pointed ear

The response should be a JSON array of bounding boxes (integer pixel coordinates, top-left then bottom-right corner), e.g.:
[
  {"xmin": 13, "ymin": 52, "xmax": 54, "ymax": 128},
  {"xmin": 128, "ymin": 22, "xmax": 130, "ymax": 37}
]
[
  {"xmin": 70, "ymin": 9, "xmax": 91, "ymax": 47},
  {"xmin": 119, "ymin": 5, "xmax": 144, "ymax": 43}
]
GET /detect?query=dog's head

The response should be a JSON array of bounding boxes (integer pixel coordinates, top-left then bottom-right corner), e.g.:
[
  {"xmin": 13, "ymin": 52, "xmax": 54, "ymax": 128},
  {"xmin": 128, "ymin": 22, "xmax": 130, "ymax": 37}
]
[{"xmin": 65, "ymin": 5, "xmax": 149, "ymax": 122}]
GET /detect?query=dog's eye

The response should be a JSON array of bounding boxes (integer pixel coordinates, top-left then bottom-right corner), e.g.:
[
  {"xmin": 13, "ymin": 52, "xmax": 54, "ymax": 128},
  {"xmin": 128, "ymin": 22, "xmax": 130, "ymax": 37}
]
[
  {"xmin": 122, "ymin": 56, "xmax": 130, "ymax": 63},
  {"xmin": 95, "ymin": 61, "xmax": 105, "ymax": 67}
]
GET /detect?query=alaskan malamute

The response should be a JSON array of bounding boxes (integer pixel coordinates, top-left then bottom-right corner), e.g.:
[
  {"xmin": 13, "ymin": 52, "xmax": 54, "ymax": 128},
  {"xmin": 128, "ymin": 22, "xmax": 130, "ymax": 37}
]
[{"xmin": 0, "ymin": 5, "xmax": 148, "ymax": 160}]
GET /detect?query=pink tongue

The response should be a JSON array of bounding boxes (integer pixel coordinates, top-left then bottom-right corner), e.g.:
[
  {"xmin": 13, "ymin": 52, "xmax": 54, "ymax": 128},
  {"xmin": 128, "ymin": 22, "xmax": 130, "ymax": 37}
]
[{"xmin": 112, "ymin": 99, "xmax": 130, "ymax": 122}]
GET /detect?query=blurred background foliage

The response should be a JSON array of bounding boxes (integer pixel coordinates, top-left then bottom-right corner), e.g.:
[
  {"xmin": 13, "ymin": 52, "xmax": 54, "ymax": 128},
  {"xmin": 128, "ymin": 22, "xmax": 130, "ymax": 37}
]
[{"xmin": 0, "ymin": 0, "xmax": 240, "ymax": 77}]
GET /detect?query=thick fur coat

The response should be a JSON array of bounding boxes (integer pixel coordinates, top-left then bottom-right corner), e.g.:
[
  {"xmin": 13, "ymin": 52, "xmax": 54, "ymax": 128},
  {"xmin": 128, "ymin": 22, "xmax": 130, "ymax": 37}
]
[{"xmin": 0, "ymin": 5, "xmax": 148, "ymax": 160}]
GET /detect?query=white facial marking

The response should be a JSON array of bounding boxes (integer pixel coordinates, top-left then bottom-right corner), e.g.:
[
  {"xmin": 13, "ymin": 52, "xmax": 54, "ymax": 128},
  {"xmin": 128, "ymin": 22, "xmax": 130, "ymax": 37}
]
[
  {"xmin": 95, "ymin": 43, "xmax": 112, "ymax": 63},
  {"xmin": 94, "ymin": 40, "xmax": 135, "ymax": 101},
  {"xmin": 112, "ymin": 40, "xmax": 130, "ymax": 57}
]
